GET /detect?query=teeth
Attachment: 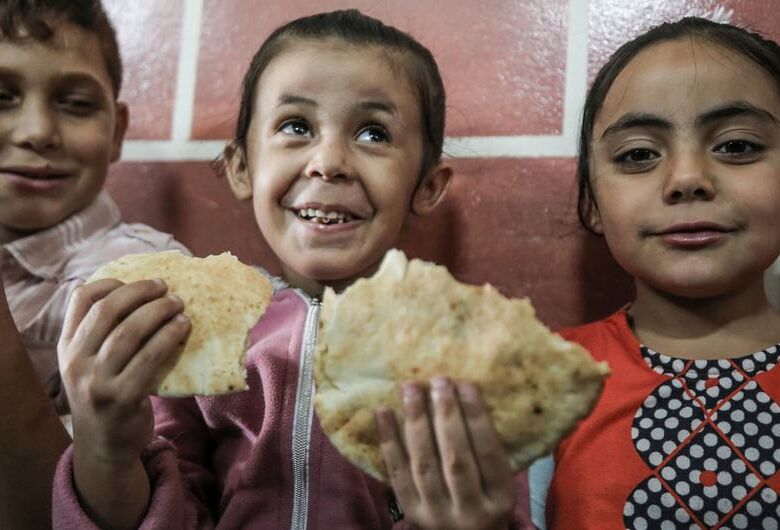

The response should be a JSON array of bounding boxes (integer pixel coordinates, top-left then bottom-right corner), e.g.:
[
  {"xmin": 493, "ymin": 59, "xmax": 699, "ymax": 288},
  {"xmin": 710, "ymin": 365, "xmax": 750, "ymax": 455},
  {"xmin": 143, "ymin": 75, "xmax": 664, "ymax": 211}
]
[{"xmin": 296, "ymin": 207, "xmax": 353, "ymax": 224}]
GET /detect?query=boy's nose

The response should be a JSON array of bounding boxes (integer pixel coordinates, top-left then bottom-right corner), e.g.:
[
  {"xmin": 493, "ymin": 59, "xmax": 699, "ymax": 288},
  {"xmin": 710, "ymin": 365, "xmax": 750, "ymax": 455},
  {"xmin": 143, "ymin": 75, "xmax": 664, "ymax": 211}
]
[
  {"xmin": 662, "ymin": 151, "xmax": 715, "ymax": 203},
  {"xmin": 11, "ymin": 99, "xmax": 61, "ymax": 152},
  {"xmin": 304, "ymin": 138, "xmax": 350, "ymax": 181}
]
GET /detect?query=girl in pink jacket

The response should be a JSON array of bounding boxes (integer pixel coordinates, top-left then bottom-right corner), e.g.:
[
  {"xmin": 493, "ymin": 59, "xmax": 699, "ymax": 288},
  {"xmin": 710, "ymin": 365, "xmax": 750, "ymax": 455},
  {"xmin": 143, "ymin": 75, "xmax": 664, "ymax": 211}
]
[{"xmin": 53, "ymin": 9, "xmax": 533, "ymax": 530}]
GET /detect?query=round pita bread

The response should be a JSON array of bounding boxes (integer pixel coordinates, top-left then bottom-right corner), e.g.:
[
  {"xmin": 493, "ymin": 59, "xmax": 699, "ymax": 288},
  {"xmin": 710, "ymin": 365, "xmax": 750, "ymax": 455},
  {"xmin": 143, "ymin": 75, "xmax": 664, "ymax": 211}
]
[
  {"xmin": 314, "ymin": 249, "xmax": 609, "ymax": 481},
  {"xmin": 88, "ymin": 251, "xmax": 273, "ymax": 396}
]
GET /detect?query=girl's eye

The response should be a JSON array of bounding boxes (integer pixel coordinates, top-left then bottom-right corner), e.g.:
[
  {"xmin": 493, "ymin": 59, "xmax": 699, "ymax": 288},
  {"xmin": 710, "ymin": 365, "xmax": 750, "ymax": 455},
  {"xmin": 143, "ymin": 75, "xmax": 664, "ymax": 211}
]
[
  {"xmin": 355, "ymin": 126, "xmax": 389, "ymax": 144},
  {"xmin": 713, "ymin": 139, "xmax": 763, "ymax": 157},
  {"xmin": 614, "ymin": 147, "xmax": 659, "ymax": 167},
  {"xmin": 279, "ymin": 120, "xmax": 312, "ymax": 138},
  {"xmin": 0, "ymin": 88, "xmax": 18, "ymax": 106}
]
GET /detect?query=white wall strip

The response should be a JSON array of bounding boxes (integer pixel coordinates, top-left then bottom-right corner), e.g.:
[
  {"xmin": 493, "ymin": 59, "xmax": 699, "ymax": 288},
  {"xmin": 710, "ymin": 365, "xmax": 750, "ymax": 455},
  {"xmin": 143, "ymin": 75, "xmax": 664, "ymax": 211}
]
[
  {"xmin": 121, "ymin": 0, "xmax": 589, "ymax": 163},
  {"xmin": 122, "ymin": 140, "xmax": 224, "ymax": 162},
  {"xmin": 170, "ymin": 0, "xmax": 204, "ymax": 143},
  {"xmin": 561, "ymin": 0, "xmax": 590, "ymax": 145},
  {"xmin": 122, "ymin": 135, "xmax": 578, "ymax": 162}
]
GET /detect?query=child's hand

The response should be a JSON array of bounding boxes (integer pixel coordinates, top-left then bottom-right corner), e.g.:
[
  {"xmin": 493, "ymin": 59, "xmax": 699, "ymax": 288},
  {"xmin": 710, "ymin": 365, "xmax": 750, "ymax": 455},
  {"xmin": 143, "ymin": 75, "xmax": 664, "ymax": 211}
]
[
  {"xmin": 58, "ymin": 278, "xmax": 190, "ymax": 464},
  {"xmin": 376, "ymin": 378, "xmax": 516, "ymax": 530}
]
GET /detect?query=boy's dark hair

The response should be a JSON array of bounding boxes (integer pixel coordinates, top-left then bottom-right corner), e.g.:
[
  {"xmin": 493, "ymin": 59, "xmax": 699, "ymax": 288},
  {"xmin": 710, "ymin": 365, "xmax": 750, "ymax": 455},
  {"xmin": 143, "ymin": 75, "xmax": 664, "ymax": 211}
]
[
  {"xmin": 577, "ymin": 16, "xmax": 780, "ymax": 233},
  {"xmin": 0, "ymin": 0, "xmax": 122, "ymax": 96},
  {"xmin": 230, "ymin": 9, "xmax": 446, "ymax": 175}
]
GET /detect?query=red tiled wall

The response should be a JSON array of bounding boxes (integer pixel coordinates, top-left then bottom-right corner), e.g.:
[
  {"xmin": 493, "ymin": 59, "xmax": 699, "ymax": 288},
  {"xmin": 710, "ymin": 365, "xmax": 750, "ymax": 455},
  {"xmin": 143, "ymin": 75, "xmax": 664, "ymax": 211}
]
[{"xmin": 103, "ymin": 0, "xmax": 780, "ymax": 330}]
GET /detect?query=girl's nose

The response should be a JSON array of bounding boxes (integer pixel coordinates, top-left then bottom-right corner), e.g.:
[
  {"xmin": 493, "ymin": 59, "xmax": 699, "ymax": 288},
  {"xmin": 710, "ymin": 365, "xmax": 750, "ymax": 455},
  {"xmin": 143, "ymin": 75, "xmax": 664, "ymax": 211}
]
[
  {"xmin": 304, "ymin": 138, "xmax": 350, "ymax": 181},
  {"xmin": 11, "ymin": 98, "xmax": 61, "ymax": 152},
  {"xmin": 662, "ymin": 151, "xmax": 715, "ymax": 204}
]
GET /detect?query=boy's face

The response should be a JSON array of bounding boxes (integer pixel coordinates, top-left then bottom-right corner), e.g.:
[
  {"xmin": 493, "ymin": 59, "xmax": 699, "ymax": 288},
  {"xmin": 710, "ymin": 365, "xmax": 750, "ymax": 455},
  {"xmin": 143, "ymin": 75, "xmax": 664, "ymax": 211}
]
[
  {"xmin": 0, "ymin": 20, "xmax": 127, "ymax": 243},
  {"xmin": 235, "ymin": 41, "xmax": 449, "ymax": 290}
]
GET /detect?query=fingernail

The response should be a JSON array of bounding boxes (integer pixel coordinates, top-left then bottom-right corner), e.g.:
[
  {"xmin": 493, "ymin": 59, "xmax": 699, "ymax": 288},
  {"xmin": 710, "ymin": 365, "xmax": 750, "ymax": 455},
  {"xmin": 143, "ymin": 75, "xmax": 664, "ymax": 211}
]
[
  {"xmin": 430, "ymin": 377, "xmax": 450, "ymax": 399},
  {"xmin": 175, "ymin": 313, "xmax": 189, "ymax": 323},
  {"xmin": 401, "ymin": 383, "xmax": 423, "ymax": 419},
  {"xmin": 153, "ymin": 278, "xmax": 166, "ymax": 289},
  {"xmin": 375, "ymin": 407, "xmax": 395, "ymax": 442},
  {"xmin": 167, "ymin": 293, "xmax": 183, "ymax": 305},
  {"xmin": 457, "ymin": 383, "xmax": 481, "ymax": 417},
  {"xmin": 431, "ymin": 377, "xmax": 455, "ymax": 415}
]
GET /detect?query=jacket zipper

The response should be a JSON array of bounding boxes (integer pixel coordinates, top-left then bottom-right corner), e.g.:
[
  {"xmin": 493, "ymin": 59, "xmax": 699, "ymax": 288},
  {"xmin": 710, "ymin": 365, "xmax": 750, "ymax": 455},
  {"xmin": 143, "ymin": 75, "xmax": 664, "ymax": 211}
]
[{"xmin": 290, "ymin": 293, "xmax": 320, "ymax": 530}]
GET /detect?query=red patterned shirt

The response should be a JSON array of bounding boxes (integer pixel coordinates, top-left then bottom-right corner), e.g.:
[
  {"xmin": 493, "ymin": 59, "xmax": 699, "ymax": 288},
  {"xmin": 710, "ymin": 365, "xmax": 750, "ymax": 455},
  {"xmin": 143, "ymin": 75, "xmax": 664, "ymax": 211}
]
[{"xmin": 547, "ymin": 310, "xmax": 780, "ymax": 530}]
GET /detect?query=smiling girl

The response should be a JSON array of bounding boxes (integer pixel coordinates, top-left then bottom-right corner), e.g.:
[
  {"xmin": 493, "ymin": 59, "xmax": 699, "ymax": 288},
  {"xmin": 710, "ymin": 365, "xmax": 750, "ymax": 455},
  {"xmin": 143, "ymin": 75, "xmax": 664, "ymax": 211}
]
[
  {"xmin": 53, "ymin": 10, "xmax": 532, "ymax": 530},
  {"xmin": 536, "ymin": 17, "xmax": 780, "ymax": 530}
]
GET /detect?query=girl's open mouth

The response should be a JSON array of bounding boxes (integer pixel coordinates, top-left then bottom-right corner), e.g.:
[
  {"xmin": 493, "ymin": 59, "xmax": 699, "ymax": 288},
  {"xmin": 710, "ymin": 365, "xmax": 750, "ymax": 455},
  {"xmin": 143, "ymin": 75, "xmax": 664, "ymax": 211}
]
[{"xmin": 295, "ymin": 208, "xmax": 357, "ymax": 225}]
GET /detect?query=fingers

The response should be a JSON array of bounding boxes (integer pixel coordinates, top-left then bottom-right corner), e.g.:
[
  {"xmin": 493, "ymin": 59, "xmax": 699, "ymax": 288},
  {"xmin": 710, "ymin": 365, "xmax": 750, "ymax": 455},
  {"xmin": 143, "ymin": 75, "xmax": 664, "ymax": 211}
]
[
  {"xmin": 431, "ymin": 378, "xmax": 482, "ymax": 507},
  {"xmin": 401, "ymin": 382, "xmax": 447, "ymax": 506},
  {"xmin": 117, "ymin": 312, "xmax": 191, "ymax": 398},
  {"xmin": 96, "ymin": 293, "xmax": 187, "ymax": 377},
  {"xmin": 70, "ymin": 279, "xmax": 169, "ymax": 357},
  {"xmin": 456, "ymin": 383, "xmax": 513, "ymax": 501},
  {"xmin": 60, "ymin": 279, "xmax": 124, "ymax": 344},
  {"xmin": 377, "ymin": 407, "xmax": 418, "ymax": 509}
]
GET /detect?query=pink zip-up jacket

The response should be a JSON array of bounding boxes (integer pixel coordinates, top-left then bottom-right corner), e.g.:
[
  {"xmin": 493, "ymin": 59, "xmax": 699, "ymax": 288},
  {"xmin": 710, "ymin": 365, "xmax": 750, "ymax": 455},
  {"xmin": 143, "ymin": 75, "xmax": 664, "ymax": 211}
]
[{"xmin": 53, "ymin": 285, "xmax": 534, "ymax": 529}]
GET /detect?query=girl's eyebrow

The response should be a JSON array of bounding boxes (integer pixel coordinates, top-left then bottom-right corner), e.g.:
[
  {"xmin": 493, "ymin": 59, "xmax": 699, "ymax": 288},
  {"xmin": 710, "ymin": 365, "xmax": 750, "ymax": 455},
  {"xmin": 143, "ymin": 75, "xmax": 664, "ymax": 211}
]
[
  {"xmin": 695, "ymin": 100, "xmax": 779, "ymax": 128},
  {"xmin": 601, "ymin": 101, "xmax": 779, "ymax": 140},
  {"xmin": 358, "ymin": 100, "xmax": 397, "ymax": 117},
  {"xmin": 273, "ymin": 95, "xmax": 396, "ymax": 117},
  {"xmin": 275, "ymin": 94, "xmax": 316, "ymax": 108},
  {"xmin": 601, "ymin": 113, "xmax": 670, "ymax": 139}
]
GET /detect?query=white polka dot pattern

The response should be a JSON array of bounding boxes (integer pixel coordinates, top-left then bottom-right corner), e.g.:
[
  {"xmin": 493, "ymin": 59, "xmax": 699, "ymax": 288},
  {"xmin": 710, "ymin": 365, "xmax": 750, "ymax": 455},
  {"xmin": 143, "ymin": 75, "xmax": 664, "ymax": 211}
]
[{"xmin": 623, "ymin": 345, "xmax": 780, "ymax": 529}]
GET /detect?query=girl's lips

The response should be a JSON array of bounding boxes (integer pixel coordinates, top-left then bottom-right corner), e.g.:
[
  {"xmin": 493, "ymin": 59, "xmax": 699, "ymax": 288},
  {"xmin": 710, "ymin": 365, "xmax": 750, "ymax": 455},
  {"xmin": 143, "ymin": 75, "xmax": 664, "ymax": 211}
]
[
  {"xmin": 653, "ymin": 223, "xmax": 735, "ymax": 248},
  {"xmin": 658, "ymin": 230, "xmax": 727, "ymax": 248}
]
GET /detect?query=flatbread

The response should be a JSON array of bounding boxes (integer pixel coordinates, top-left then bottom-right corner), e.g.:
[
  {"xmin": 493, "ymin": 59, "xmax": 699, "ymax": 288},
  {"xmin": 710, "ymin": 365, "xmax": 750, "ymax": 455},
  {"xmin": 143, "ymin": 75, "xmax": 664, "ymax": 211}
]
[
  {"xmin": 314, "ymin": 249, "xmax": 609, "ymax": 481},
  {"xmin": 88, "ymin": 251, "xmax": 273, "ymax": 396}
]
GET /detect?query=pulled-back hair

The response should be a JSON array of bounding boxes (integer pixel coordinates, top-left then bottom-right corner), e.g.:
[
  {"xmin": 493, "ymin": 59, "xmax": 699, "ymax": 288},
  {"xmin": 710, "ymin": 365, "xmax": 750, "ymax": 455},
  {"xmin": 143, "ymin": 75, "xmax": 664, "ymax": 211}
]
[
  {"xmin": 0, "ymin": 0, "xmax": 122, "ymax": 96},
  {"xmin": 577, "ymin": 17, "xmax": 780, "ymax": 232},
  {"xmin": 230, "ymin": 9, "xmax": 446, "ymax": 175}
]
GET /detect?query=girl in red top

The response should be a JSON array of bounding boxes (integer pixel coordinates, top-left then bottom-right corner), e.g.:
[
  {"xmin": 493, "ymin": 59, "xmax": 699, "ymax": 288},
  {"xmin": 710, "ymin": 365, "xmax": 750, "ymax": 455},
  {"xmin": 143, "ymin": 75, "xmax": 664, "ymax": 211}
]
[{"xmin": 540, "ymin": 17, "xmax": 780, "ymax": 530}]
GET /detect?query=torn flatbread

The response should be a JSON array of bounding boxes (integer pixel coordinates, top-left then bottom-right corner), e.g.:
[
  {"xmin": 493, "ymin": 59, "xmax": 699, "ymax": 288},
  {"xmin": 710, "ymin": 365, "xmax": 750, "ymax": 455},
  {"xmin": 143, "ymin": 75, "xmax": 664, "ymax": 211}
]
[
  {"xmin": 314, "ymin": 249, "xmax": 609, "ymax": 481},
  {"xmin": 88, "ymin": 251, "xmax": 272, "ymax": 396}
]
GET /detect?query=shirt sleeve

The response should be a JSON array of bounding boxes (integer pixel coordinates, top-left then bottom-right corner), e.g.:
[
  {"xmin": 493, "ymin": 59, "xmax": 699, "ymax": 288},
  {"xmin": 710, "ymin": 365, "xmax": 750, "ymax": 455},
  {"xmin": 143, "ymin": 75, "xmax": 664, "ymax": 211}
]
[
  {"xmin": 528, "ymin": 455, "xmax": 554, "ymax": 530},
  {"xmin": 53, "ymin": 397, "xmax": 217, "ymax": 529},
  {"xmin": 52, "ymin": 440, "xmax": 199, "ymax": 529}
]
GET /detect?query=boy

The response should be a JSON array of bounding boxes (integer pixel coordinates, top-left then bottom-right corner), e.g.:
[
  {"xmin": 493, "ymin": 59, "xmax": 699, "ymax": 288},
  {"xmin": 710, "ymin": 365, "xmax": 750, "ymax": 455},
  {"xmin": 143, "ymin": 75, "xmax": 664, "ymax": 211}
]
[{"xmin": 0, "ymin": 1, "xmax": 188, "ymax": 527}]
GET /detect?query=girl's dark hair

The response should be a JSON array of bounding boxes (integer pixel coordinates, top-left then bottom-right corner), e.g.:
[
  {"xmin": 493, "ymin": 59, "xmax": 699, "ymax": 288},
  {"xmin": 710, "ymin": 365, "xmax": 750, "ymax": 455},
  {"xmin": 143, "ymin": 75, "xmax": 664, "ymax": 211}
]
[
  {"xmin": 0, "ymin": 0, "xmax": 122, "ymax": 96},
  {"xmin": 577, "ymin": 16, "xmax": 780, "ymax": 232},
  {"xmin": 228, "ymin": 9, "xmax": 446, "ymax": 175}
]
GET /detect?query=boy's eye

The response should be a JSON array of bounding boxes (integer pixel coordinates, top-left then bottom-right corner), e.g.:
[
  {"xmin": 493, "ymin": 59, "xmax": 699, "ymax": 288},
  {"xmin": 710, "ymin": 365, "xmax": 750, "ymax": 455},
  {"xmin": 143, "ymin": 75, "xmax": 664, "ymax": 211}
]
[
  {"xmin": 355, "ymin": 126, "xmax": 389, "ymax": 144},
  {"xmin": 58, "ymin": 96, "xmax": 98, "ymax": 115},
  {"xmin": 279, "ymin": 120, "xmax": 312, "ymax": 138}
]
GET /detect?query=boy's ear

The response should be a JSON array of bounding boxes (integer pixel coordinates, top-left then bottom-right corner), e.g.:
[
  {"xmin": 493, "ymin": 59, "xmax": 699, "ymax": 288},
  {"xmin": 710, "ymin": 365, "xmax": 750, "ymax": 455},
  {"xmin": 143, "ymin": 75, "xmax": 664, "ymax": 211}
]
[
  {"xmin": 411, "ymin": 163, "xmax": 452, "ymax": 215},
  {"xmin": 109, "ymin": 102, "xmax": 129, "ymax": 163},
  {"xmin": 223, "ymin": 142, "xmax": 253, "ymax": 200}
]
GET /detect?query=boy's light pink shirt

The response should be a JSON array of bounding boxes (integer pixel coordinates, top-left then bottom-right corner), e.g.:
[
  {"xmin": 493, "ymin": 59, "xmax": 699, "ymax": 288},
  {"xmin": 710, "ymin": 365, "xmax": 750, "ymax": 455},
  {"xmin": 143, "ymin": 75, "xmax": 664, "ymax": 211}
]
[{"xmin": 1, "ymin": 191, "xmax": 189, "ymax": 413}]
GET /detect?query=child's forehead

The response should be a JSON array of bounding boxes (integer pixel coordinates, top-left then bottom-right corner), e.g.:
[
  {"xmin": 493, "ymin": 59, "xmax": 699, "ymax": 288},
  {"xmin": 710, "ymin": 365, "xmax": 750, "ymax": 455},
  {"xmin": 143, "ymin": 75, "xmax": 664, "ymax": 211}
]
[
  {"xmin": 255, "ymin": 40, "xmax": 418, "ymax": 106},
  {"xmin": 598, "ymin": 39, "xmax": 780, "ymax": 123},
  {"xmin": 0, "ymin": 21, "xmax": 113, "ymax": 93},
  {"xmin": 271, "ymin": 38, "xmax": 412, "ymax": 84}
]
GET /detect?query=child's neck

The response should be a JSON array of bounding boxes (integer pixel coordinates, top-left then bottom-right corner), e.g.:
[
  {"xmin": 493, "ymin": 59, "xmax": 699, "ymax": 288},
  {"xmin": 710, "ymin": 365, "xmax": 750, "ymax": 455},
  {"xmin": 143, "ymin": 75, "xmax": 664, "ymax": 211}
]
[
  {"xmin": 281, "ymin": 268, "xmax": 357, "ymax": 300},
  {"xmin": 629, "ymin": 279, "xmax": 780, "ymax": 360}
]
